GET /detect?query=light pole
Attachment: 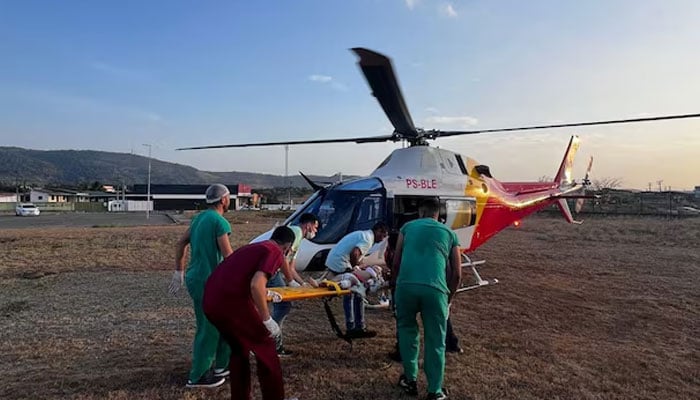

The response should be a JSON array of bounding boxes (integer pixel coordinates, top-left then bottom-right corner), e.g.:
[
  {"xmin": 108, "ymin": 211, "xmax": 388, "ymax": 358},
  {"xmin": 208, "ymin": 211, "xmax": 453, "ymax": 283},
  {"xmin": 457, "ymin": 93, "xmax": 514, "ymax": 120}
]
[
  {"xmin": 143, "ymin": 144, "xmax": 152, "ymax": 219},
  {"xmin": 285, "ymin": 145, "xmax": 291, "ymax": 205}
]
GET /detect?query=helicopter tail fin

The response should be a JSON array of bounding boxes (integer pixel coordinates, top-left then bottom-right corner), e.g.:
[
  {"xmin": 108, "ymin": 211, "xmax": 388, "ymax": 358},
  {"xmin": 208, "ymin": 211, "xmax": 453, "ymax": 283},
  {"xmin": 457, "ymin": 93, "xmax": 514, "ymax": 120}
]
[{"xmin": 554, "ymin": 135, "xmax": 580, "ymax": 186}]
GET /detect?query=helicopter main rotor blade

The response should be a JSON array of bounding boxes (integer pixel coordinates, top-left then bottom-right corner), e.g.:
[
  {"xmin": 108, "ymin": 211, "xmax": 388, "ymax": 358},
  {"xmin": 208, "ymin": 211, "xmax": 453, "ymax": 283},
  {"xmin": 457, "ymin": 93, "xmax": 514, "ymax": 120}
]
[
  {"xmin": 352, "ymin": 48, "xmax": 418, "ymax": 138},
  {"xmin": 432, "ymin": 113, "xmax": 700, "ymax": 138},
  {"xmin": 176, "ymin": 134, "xmax": 396, "ymax": 150}
]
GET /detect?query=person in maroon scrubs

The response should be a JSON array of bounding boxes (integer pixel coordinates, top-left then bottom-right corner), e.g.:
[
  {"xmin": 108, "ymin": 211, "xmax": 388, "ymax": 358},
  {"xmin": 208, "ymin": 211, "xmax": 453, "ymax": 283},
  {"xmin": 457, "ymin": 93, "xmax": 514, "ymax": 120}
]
[{"xmin": 203, "ymin": 226, "xmax": 296, "ymax": 400}]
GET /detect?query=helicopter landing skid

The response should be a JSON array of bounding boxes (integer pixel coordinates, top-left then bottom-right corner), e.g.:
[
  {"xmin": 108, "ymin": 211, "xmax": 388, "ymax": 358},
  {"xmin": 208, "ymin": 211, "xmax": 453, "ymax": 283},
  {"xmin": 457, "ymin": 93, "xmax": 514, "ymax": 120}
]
[{"xmin": 457, "ymin": 255, "xmax": 498, "ymax": 293}]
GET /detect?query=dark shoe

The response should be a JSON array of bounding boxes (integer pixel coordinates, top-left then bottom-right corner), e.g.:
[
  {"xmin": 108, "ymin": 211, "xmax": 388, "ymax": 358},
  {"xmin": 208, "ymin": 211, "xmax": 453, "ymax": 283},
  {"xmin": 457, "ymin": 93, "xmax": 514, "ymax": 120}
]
[
  {"xmin": 398, "ymin": 374, "xmax": 418, "ymax": 396},
  {"xmin": 347, "ymin": 328, "xmax": 377, "ymax": 339},
  {"xmin": 388, "ymin": 349, "xmax": 402, "ymax": 362},
  {"xmin": 426, "ymin": 388, "xmax": 448, "ymax": 400},
  {"xmin": 213, "ymin": 368, "xmax": 229, "ymax": 378},
  {"xmin": 445, "ymin": 345, "xmax": 463, "ymax": 354},
  {"xmin": 277, "ymin": 346, "xmax": 294, "ymax": 357},
  {"xmin": 186, "ymin": 370, "xmax": 226, "ymax": 388}
]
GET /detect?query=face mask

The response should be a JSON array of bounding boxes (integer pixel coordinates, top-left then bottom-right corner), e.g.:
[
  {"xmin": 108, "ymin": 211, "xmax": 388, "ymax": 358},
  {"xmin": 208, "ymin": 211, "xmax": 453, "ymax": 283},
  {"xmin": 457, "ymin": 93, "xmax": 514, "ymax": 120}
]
[{"xmin": 305, "ymin": 231, "xmax": 316, "ymax": 240}]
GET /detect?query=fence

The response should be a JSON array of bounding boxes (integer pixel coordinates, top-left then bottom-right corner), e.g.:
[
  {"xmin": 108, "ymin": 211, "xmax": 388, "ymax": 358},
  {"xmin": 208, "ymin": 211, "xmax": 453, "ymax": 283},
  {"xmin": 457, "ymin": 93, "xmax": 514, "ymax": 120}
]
[{"xmin": 0, "ymin": 202, "xmax": 106, "ymax": 213}]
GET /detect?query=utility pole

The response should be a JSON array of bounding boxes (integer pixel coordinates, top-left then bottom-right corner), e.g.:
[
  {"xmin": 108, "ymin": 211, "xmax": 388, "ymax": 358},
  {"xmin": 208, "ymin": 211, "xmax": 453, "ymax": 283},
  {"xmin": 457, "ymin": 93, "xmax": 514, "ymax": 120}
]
[
  {"xmin": 143, "ymin": 144, "xmax": 152, "ymax": 219},
  {"xmin": 15, "ymin": 170, "xmax": 19, "ymax": 203},
  {"xmin": 657, "ymin": 180, "xmax": 663, "ymax": 192},
  {"xmin": 285, "ymin": 145, "xmax": 291, "ymax": 205}
]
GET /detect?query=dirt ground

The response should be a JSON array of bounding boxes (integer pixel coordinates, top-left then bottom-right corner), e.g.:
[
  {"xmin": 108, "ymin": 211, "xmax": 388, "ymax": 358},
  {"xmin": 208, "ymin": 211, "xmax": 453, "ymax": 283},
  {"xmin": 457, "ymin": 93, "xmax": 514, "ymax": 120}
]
[{"xmin": 0, "ymin": 213, "xmax": 698, "ymax": 400}]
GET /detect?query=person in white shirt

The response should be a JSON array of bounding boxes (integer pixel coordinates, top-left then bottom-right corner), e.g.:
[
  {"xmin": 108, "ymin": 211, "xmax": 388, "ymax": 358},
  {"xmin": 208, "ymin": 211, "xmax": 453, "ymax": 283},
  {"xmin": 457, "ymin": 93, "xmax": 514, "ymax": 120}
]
[{"xmin": 324, "ymin": 222, "xmax": 388, "ymax": 338}]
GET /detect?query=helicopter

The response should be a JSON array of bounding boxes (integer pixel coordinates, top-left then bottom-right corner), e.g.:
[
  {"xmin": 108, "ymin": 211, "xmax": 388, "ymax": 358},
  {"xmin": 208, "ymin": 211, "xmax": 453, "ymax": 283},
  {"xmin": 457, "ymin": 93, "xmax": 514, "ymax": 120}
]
[{"xmin": 179, "ymin": 48, "xmax": 700, "ymax": 291}]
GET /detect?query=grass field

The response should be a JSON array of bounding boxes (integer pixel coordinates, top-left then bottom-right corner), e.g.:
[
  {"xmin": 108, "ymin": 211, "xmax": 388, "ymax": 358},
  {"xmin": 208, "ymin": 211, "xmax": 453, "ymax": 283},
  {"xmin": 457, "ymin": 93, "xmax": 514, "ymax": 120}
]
[{"xmin": 1, "ymin": 213, "xmax": 698, "ymax": 399}]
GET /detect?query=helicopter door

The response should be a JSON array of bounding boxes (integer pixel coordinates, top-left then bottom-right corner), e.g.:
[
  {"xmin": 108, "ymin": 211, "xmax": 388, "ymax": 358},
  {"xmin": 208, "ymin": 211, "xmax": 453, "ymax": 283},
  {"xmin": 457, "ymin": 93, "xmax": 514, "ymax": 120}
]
[
  {"xmin": 350, "ymin": 193, "xmax": 385, "ymax": 231},
  {"xmin": 392, "ymin": 196, "xmax": 476, "ymax": 230}
]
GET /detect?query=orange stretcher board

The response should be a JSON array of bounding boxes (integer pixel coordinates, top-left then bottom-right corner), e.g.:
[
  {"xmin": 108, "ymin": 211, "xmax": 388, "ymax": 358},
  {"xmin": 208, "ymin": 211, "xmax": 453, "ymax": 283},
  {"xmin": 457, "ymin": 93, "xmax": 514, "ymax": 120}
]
[{"xmin": 266, "ymin": 280, "xmax": 350, "ymax": 302}]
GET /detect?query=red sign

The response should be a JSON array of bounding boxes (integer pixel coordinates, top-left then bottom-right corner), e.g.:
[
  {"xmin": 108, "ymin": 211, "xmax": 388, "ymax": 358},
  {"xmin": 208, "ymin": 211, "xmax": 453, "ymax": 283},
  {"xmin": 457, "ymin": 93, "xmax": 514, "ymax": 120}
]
[
  {"xmin": 238, "ymin": 184, "xmax": 252, "ymax": 195},
  {"xmin": 405, "ymin": 178, "xmax": 438, "ymax": 189}
]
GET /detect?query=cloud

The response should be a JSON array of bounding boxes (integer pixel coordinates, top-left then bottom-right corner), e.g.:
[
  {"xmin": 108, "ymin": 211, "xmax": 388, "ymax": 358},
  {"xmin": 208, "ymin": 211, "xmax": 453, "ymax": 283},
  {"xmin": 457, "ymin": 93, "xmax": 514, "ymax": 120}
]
[
  {"xmin": 308, "ymin": 74, "xmax": 348, "ymax": 91},
  {"xmin": 425, "ymin": 115, "xmax": 478, "ymax": 128},
  {"xmin": 308, "ymin": 74, "xmax": 333, "ymax": 83},
  {"xmin": 405, "ymin": 0, "xmax": 420, "ymax": 10},
  {"xmin": 439, "ymin": 3, "xmax": 458, "ymax": 18}
]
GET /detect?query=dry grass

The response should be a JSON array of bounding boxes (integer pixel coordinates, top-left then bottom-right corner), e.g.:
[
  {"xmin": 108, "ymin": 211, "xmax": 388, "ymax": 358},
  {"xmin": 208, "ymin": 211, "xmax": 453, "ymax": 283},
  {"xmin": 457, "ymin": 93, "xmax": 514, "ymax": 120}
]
[{"xmin": 0, "ymin": 214, "xmax": 698, "ymax": 399}]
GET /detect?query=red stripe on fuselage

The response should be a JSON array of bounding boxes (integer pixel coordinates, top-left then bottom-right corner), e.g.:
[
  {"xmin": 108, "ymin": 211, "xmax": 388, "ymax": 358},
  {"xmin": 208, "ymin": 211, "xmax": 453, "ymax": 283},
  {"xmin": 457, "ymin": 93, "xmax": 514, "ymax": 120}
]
[{"xmin": 467, "ymin": 193, "xmax": 555, "ymax": 251}]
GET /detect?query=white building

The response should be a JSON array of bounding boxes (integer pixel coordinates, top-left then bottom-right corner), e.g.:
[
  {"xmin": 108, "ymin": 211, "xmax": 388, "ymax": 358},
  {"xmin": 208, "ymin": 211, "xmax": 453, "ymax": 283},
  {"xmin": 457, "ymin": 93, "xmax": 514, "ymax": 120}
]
[
  {"xmin": 0, "ymin": 192, "xmax": 18, "ymax": 203},
  {"xmin": 30, "ymin": 188, "xmax": 90, "ymax": 203}
]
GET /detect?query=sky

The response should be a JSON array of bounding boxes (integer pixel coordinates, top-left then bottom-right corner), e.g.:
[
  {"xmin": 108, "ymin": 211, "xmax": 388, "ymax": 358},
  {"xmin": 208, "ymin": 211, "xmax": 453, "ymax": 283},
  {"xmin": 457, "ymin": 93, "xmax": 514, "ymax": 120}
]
[{"xmin": 1, "ymin": 0, "xmax": 699, "ymax": 190}]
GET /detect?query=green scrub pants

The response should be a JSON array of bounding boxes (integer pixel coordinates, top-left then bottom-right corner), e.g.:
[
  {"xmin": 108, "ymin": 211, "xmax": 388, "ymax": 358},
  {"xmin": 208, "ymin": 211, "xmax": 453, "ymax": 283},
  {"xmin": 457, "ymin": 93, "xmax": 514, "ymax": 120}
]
[
  {"xmin": 395, "ymin": 283, "xmax": 448, "ymax": 394},
  {"xmin": 186, "ymin": 277, "xmax": 230, "ymax": 382}
]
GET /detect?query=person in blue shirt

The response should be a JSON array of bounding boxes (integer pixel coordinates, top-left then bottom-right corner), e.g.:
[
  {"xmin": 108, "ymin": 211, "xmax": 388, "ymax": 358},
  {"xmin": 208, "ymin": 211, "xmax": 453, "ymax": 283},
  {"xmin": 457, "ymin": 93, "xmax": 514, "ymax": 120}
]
[{"xmin": 325, "ymin": 222, "xmax": 388, "ymax": 338}]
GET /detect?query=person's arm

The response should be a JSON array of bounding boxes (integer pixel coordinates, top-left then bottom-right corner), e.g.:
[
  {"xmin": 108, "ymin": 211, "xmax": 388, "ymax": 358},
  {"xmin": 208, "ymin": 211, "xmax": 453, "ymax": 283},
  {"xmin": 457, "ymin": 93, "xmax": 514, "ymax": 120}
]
[
  {"xmin": 250, "ymin": 271, "xmax": 271, "ymax": 320},
  {"xmin": 174, "ymin": 228, "xmax": 191, "ymax": 273},
  {"xmin": 278, "ymin": 257, "xmax": 295, "ymax": 282},
  {"xmin": 169, "ymin": 228, "xmax": 191, "ymax": 294},
  {"xmin": 349, "ymin": 246, "xmax": 363, "ymax": 267},
  {"xmin": 447, "ymin": 245, "xmax": 463, "ymax": 302},
  {"xmin": 287, "ymin": 258, "xmax": 306, "ymax": 285},
  {"xmin": 390, "ymin": 233, "xmax": 405, "ymax": 287},
  {"xmin": 217, "ymin": 233, "xmax": 233, "ymax": 258}
]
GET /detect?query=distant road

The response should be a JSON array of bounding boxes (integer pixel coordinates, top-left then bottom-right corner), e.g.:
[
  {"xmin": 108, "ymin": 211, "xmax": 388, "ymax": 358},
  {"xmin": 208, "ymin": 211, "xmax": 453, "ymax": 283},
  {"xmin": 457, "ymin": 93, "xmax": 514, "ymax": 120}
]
[{"xmin": 0, "ymin": 212, "xmax": 175, "ymax": 229}]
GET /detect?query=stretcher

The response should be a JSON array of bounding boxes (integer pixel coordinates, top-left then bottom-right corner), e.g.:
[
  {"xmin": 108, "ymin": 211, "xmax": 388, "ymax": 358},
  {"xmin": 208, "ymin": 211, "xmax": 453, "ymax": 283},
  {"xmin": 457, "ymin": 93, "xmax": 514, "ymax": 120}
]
[
  {"xmin": 266, "ymin": 280, "xmax": 355, "ymax": 345},
  {"xmin": 266, "ymin": 280, "xmax": 351, "ymax": 302}
]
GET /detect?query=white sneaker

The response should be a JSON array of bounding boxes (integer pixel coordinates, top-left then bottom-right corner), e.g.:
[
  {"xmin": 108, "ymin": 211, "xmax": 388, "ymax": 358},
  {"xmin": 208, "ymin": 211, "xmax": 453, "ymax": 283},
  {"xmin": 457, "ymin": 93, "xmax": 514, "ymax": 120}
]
[{"xmin": 379, "ymin": 296, "xmax": 390, "ymax": 307}]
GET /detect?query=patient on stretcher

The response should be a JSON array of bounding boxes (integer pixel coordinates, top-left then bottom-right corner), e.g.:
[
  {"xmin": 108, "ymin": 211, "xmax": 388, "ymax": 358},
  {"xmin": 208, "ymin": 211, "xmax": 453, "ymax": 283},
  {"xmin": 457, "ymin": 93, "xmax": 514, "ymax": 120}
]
[{"xmin": 330, "ymin": 265, "xmax": 386, "ymax": 298}]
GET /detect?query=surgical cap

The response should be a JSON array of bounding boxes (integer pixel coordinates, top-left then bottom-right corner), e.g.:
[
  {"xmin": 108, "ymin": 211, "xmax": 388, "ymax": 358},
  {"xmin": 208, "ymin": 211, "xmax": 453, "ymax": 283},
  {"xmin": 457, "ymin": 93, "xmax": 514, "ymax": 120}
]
[{"xmin": 205, "ymin": 184, "xmax": 230, "ymax": 204}]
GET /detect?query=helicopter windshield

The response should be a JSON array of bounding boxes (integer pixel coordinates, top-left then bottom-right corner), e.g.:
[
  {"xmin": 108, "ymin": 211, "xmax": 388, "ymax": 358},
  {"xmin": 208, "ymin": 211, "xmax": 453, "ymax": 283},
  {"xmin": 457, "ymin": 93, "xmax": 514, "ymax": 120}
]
[{"xmin": 287, "ymin": 178, "xmax": 386, "ymax": 244}]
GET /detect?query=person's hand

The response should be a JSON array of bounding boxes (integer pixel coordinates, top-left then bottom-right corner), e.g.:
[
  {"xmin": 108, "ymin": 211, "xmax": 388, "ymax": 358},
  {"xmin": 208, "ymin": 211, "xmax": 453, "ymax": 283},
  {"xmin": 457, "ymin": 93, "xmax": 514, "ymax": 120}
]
[
  {"xmin": 168, "ymin": 270, "xmax": 184, "ymax": 295},
  {"xmin": 287, "ymin": 280, "xmax": 302, "ymax": 288},
  {"xmin": 262, "ymin": 317, "xmax": 281, "ymax": 338}
]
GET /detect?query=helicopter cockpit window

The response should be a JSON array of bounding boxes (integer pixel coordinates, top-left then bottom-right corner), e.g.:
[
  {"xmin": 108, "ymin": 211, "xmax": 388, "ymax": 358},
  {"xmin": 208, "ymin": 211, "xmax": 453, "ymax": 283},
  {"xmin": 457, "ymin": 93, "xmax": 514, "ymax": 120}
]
[
  {"xmin": 288, "ymin": 178, "xmax": 385, "ymax": 244},
  {"xmin": 349, "ymin": 194, "xmax": 384, "ymax": 231},
  {"xmin": 311, "ymin": 190, "xmax": 385, "ymax": 244},
  {"xmin": 336, "ymin": 178, "xmax": 383, "ymax": 191}
]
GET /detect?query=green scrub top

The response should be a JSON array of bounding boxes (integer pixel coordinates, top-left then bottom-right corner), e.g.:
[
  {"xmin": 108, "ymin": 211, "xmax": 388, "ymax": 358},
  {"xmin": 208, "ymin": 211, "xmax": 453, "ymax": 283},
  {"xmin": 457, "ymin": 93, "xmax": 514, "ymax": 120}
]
[
  {"xmin": 185, "ymin": 209, "xmax": 232, "ymax": 281},
  {"xmin": 397, "ymin": 218, "xmax": 460, "ymax": 294}
]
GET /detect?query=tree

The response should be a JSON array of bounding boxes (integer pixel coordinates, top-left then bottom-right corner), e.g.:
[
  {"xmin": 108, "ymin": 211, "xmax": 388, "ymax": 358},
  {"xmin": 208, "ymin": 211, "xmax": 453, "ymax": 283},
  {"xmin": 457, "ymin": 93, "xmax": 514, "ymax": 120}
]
[{"xmin": 591, "ymin": 177, "xmax": 623, "ymax": 191}]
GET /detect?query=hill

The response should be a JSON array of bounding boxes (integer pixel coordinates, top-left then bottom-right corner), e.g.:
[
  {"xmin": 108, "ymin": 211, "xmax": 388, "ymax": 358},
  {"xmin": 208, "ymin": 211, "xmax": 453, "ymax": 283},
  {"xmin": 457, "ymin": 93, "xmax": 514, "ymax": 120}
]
[{"xmin": 0, "ymin": 147, "xmax": 357, "ymax": 188}]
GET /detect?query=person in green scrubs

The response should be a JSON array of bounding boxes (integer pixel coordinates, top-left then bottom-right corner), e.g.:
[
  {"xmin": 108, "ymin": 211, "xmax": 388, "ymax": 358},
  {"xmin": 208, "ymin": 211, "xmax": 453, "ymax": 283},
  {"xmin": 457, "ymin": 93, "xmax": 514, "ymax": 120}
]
[
  {"xmin": 392, "ymin": 198, "xmax": 462, "ymax": 400},
  {"xmin": 169, "ymin": 184, "xmax": 234, "ymax": 388}
]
